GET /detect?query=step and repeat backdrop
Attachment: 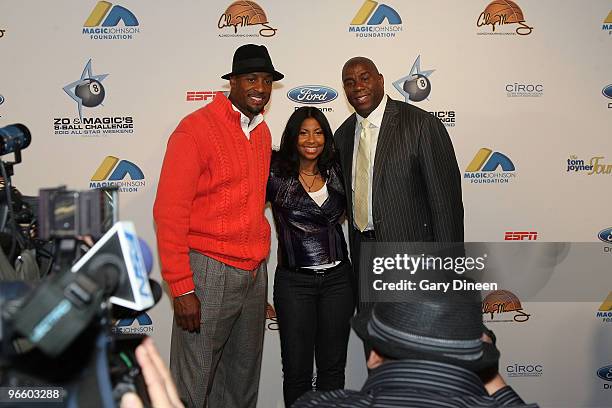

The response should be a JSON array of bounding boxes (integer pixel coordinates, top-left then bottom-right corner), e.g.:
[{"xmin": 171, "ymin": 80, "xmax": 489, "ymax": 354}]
[{"xmin": 1, "ymin": 1, "xmax": 611, "ymax": 406}]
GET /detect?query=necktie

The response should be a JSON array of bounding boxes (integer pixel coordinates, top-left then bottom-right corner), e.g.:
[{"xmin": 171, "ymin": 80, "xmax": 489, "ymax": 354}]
[{"xmin": 354, "ymin": 119, "xmax": 371, "ymax": 232}]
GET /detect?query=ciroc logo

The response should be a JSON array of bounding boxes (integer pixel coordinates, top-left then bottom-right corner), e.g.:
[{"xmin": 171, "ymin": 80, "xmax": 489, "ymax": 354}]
[
  {"xmin": 90, "ymin": 156, "xmax": 146, "ymax": 193},
  {"xmin": 596, "ymin": 292, "xmax": 612, "ymax": 323},
  {"xmin": 465, "ymin": 148, "xmax": 517, "ymax": 184},
  {"xmin": 482, "ymin": 290, "xmax": 531, "ymax": 323},
  {"xmin": 566, "ymin": 155, "xmax": 612, "ymax": 176},
  {"xmin": 603, "ymin": 10, "xmax": 612, "ymax": 35},
  {"xmin": 505, "ymin": 363, "xmax": 543, "ymax": 378},
  {"xmin": 113, "ymin": 312, "xmax": 153, "ymax": 334},
  {"xmin": 506, "ymin": 83, "xmax": 543, "ymax": 98},
  {"xmin": 83, "ymin": 1, "xmax": 140, "ymax": 40},
  {"xmin": 186, "ymin": 91, "xmax": 227, "ymax": 102},
  {"xmin": 349, "ymin": 0, "xmax": 403, "ymax": 38},
  {"xmin": 477, "ymin": 0, "xmax": 533, "ymax": 36},
  {"xmin": 218, "ymin": 1, "xmax": 277, "ymax": 38},
  {"xmin": 505, "ymin": 231, "xmax": 538, "ymax": 241}
]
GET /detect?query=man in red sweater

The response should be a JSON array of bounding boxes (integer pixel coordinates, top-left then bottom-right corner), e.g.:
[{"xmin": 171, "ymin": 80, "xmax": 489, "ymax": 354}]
[{"xmin": 153, "ymin": 44, "xmax": 283, "ymax": 408}]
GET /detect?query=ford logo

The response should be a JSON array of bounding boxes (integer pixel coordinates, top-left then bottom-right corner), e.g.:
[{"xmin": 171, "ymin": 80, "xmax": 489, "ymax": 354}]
[
  {"xmin": 597, "ymin": 365, "xmax": 612, "ymax": 382},
  {"xmin": 287, "ymin": 86, "xmax": 338, "ymax": 104},
  {"xmin": 597, "ymin": 227, "xmax": 612, "ymax": 244},
  {"xmin": 603, "ymin": 84, "xmax": 612, "ymax": 100}
]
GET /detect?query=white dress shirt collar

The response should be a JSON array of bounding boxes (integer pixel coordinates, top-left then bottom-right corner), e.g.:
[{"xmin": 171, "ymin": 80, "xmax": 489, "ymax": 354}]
[
  {"xmin": 355, "ymin": 94, "xmax": 388, "ymax": 128},
  {"xmin": 231, "ymin": 104, "xmax": 264, "ymax": 140}
]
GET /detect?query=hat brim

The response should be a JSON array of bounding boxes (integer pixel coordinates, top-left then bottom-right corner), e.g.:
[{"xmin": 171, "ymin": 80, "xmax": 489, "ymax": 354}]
[
  {"xmin": 221, "ymin": 68, "xmax": 284, "ymax": 81},
  {"xmin": 351, "ymin": 309, "xmax": 500, "ymax": 372}
]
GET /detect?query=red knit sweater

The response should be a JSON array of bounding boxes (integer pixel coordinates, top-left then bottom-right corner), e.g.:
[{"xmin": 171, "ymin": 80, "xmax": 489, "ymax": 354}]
[{"xmin": 153, "ymin": 93, "xmax": 271, "ymax": 297}]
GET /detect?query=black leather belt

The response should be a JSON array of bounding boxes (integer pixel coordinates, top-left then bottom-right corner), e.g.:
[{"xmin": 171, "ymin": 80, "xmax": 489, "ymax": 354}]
[
  {"xmin": 359, "ymin": 230, "xmax": 376, "ymax": 240},
  {"xmin": 295, "ymin": 260, "xmax": 346, "ymax": 276}
]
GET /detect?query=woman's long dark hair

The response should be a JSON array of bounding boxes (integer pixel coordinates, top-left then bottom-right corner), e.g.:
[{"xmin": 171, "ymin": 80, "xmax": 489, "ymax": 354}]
[{"xmin": 272, "ymin": 106, "xmax": 336, "ymax": 179}]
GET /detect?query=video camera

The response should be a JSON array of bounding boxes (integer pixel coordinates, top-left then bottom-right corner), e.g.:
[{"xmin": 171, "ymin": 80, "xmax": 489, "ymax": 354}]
[{"xmin": 0, "ymin": 123, "xmax": 162, "ymax": 407}]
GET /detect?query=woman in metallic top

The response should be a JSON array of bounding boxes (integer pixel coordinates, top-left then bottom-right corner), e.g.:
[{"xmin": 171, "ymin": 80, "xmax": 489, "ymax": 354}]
[{"xmin": 267, "ymin": 107, "xmax": 354, "ymax": 407}]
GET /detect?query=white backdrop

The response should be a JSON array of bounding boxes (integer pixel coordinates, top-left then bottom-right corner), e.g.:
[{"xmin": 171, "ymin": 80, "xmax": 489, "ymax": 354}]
[{"xmin": 1, "ymin": 1, "xmax": 611, "ymax": 407}]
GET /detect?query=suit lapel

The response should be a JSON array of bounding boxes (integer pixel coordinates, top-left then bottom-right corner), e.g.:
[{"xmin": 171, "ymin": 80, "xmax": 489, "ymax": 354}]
[{"xmin": 373, "ymin": 98, "xmax": 399, "ymax": 201}]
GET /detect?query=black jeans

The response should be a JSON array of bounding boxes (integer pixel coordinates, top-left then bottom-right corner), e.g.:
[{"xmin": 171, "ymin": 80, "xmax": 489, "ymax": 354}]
[{"xmin": 273, "ymin": 262, "xmax": 355, "ymax": 407}]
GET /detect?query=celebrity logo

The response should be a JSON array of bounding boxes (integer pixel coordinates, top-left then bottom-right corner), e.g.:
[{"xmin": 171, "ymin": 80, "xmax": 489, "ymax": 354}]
[
  {"xmin": 90, "ymin": 156, "xmax": 146, "ymax": 193},
  {"xmin": 476, "ymin": 0, "xmax": 533, "ymax": 36},
  {"xmin": 114, "ymin": 312, "xmax": 153, "ymax": 334},
  {"xmin": 505, "ymin": 231, "xmax": 538, "ymax": 241},
  {"xmin": 465, "ymin": 148, "xmax": 516, "ymax": 184},
  {"xmin": 265, "ymin": 302, "xmax": 278, "ymax": 331},
  {"xmin": 393, "ymin": 56, "xmax": 434, "ymax": 103},
  {"xmin": 218, "ymin": 1, "xmax": 277, "ymax": 38},
  {"xmin": 349, "ymin": 0, "xmax": 403, "ymax": 38},
  {"xmin": 596, "ymin": 292, "xmax": 612, "ymax": 323},
  {"xmin": 185, "ymin": 91, "xmax": 227, "ymax": 102},
  {"xmin": 83, "ymin": 1, "xmax": 140, "ymax": 40},
  {"xmin": 55, "ymin": 59, "xmax": 135, "ymax": 136},
  {"xmin": 482, "ymin": 290, "xmax": 530, "ymax": 323},
  {"xmin": 603, "ymin": 10, "xmax": 612, "ymax": 35}
]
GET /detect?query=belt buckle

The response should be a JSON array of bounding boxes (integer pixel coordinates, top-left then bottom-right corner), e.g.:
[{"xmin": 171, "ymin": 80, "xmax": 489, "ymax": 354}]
[{"xmin": 314, "ymin": 269, "xmax": 327, "ymax": 276}]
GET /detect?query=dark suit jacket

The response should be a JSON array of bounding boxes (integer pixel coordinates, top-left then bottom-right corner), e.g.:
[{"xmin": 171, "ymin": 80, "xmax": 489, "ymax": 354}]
[{"xmin": 334, "ymin": 97, "xmax": 464, "ymax": 250}]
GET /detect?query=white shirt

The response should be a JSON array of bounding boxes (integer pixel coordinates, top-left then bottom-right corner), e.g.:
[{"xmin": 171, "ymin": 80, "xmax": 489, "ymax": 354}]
[
  {"xmin": 232, "ymin": 104, "xmax": 264, "ymax": 140},
  {"xmin": 351, "ymin": 95, "xmax": 388, "ymax": 231}
]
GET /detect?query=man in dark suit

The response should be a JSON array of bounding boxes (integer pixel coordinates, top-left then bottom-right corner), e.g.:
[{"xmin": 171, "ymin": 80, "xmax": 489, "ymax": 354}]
[{"xmin": 335, "ymin": 57, "xmax": 464, "ymax": 305}]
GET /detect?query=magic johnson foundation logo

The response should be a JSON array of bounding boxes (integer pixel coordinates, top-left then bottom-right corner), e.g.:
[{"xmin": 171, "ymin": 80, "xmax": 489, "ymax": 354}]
[
  {"xmin": 482, "ymin": 290, "xmax": 531, "ymax": 323},
  {"xmin": 603, "ymin": 10, "xmax": 612, "ymax": 35},
  {"xmin": 83, "ymin": 1, "xmax": 140, "ymax": 40},
  {"xmin": 465, "ymin": 148, "xmax": 517, "ymax": 184},
  {"xmin": 596, "ymin": 292, "xmax": 612, "ymax": 323},
  {"xmin": 54, "ymin": 59, "xmax": 135, "ymax": 136},
  {"xmin": 218, "ymin": 1, "xmax": 277, "ymax": 38},
  {"xmin": 349, "ymin": 0, "xmax": 403, "ymax": 38},
  {"xmin": 90, "ymin": 156, "xmax": 145, "ymax": 193},
  {"xmin": 476, "ymin": 0, "xmax": 533, "ymax": 36},
  {"xmin": 113, "ymin": 312, "xmax": 153, "ymax": 334}
]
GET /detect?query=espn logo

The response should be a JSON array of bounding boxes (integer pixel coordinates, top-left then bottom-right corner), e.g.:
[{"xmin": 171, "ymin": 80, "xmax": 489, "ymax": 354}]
[
  {"xmin": 186, "ymin": 91, "xmax": 227, "ymax": 102},
  {"xmin": 504, "ymin": 231, "xmax": 538, "ymax": 241}
]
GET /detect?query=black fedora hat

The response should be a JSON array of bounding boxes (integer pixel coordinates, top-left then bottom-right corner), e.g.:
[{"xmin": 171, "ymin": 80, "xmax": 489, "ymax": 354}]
[
  {"xmin": 221, "ymin": 44, "xmax": 284, "ymax": 81},
  {"xmin": 352, "ymin": 288, "xmax": 500, "ymax": 372}
]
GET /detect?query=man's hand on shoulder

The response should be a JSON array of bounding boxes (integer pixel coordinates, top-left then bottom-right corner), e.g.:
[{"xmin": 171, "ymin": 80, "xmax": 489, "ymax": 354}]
[{"xmin": 173, "ymin": 292, "xmax": 201, "ymax": 333}]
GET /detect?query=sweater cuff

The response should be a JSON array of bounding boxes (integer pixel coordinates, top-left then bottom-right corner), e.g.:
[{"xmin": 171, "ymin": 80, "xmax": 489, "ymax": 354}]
[{"xmin": 169, "ymin": 276, "xmax": 196, "ymax": 298}]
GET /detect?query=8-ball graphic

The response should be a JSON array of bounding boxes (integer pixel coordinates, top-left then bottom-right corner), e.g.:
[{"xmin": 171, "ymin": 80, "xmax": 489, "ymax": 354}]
[
  {"xmin": 75, "ymin": 79, "xmax": 105, "ymax": 107},
  {"xmin": 403, "ymin": 74, "xmax": 431, "ymax": 102}
]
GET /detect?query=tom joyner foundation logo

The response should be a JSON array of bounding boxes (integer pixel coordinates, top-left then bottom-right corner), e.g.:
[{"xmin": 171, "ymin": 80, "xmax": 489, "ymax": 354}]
[
  {"xmin": 392, "ymin": 56, "xmax": 456, "ymax": 128},
  {"xmin": 464, "ymin": 148, "xmax": 517, "ymax": 184},
  {"xmin": 54, "ymin": 59, "xmax": 135, "ymax": 136},
  {"xmin": 596, "ymin": 292, "xmax": 612, "ymax": 323},
  {"xmin": 0, "ymin": 28, "xmax": 5, "ymax": 39},
  {"xmin": 482, "ymin": 290, "xmax": 531, "ymax": 323},
  {"xmin": 476, "ymin": 0, "xmax": 533, "ymax": 36},
  {"xmin": 349, "ymin": 0, "xmax": 403, "ymax": 38},
  {"xmin": 83, "ymin": 1, "xmax": 140, "ymax": 40},
  {"xmin": 566, "ymin": 155, "xmax": 612, "ymax": 176},
  {"xmin": 90, "ymin": 156, "xmax": 145, "ymax": 193},
  {"xmin": 218, "ymin": 1, "xmax": 277, "ymax": 38}
]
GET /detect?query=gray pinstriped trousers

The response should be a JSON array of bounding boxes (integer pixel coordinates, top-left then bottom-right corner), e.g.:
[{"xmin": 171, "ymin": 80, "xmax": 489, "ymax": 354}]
[{"xmin": 170, "ymin": 251, "xmax": 267, "ymax": 408}]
